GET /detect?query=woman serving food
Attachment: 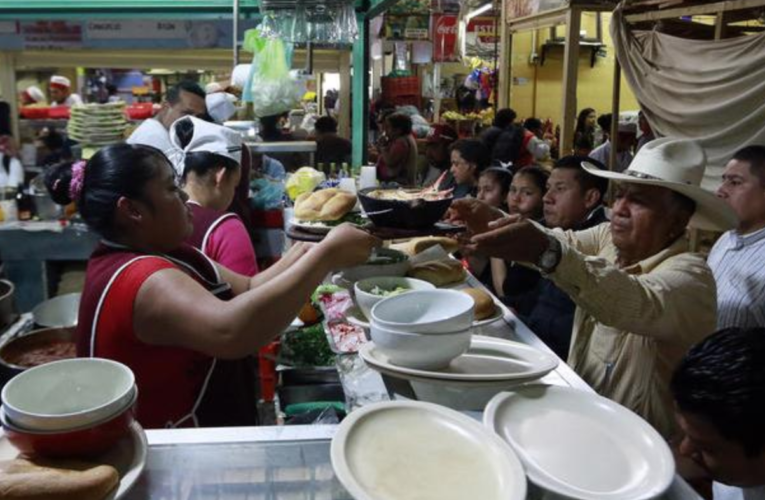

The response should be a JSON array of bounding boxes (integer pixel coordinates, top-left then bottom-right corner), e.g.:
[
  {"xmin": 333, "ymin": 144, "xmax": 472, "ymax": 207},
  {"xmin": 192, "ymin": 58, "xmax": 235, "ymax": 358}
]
[{"xmin": 46, "ymin": 144, "xmax": 379, "ymax": 429}]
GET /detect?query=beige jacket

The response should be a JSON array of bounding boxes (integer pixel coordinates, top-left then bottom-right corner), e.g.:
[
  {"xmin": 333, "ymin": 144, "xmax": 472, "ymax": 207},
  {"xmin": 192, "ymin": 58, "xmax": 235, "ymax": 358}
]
[{"xmin": 543, "ymin": 223, "xmax": 717, "ymax": 438}]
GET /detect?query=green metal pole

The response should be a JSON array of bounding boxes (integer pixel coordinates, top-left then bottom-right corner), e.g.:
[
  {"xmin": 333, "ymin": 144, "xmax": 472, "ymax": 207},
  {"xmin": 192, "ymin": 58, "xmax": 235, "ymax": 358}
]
[{"xmin": 351, "ymin": 12, "xmax": 370, "ymax": 172}]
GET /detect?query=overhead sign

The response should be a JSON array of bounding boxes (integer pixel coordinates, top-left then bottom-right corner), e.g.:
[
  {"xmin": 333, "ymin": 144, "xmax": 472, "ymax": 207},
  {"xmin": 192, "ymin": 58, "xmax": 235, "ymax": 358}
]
[
  {"xmin": 21, "ymin": 21, "xmax": 83, "ymax": 49},
  {"xmin": 86, "ymin": 21, "xmax": 188, "ymax": 40},
  {"xmin": 432, "ymin": 14, "xmax": 459, "ymax": 62}
]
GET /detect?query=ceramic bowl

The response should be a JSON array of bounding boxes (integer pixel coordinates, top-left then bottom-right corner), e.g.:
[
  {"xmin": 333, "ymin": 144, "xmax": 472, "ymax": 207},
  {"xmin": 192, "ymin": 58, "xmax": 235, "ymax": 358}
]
[
  {"xmin": 370, "ymin": 322, "xmax": 472, "ymax": 370},
  {"xmin": 339, "ymin": 248, "xmax": 410, "ymax": 283},
  {"xmin": 371, "ymin": 289, "xmax": 475, "ymax": 334},
  {"xmin": 2, "ymin": 358, "xmax": 135, "ymax": 432},
  {"xmin": 354, "ymin": 277, "xmax": 436, "ymax": 320},
  {"xmin": 0, "ymin": 393, "xmax": 136, "ymax": 458}
]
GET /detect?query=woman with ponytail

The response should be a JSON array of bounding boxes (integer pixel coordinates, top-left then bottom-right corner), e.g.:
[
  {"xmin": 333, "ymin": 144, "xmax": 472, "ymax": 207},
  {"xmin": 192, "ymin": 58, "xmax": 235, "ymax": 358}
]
[{"xmin": 46, "ymin": 145, "xmax": 378, "ymax": 428}]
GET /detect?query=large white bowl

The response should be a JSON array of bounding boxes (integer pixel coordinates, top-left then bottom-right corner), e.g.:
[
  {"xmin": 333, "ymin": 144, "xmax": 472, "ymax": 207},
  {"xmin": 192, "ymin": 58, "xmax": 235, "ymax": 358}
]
[
  {"xmin": 354, "ymin": 277, "xmax": 436, "ymax": 320},
  {"xmin": 339, "ymin": 248, "xmax": 410, "ymax": 283},
  {"xmin": 370, "ymin": 322, "xmax": 471, "ymax": 370},
  {"xmin": 371, "ymin": 289, "xmax": 475, "ymax": 334},
  {"xmin": 1, "ymin": 357, "xmax": 136, "ymax": 432}
]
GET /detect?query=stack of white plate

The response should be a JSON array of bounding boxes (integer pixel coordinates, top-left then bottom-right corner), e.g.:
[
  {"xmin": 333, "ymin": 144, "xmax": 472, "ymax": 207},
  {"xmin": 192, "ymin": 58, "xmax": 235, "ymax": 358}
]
[{"xmin": 68, "ymin": 103, "xmax": 128, "ymax": 146}]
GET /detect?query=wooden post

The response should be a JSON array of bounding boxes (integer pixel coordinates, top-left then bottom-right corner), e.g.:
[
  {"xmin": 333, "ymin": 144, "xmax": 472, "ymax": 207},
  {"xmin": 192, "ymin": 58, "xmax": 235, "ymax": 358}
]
[
  {"xmin": 433, "ymin": 63, "xmax": 442, "ymax": 121},
  {"xmin": 0, "ymin": 52, "xmax": 19, "ymax": 141},
  {"xmin": 714, "ymin": 11, "xmax": 728, "ymax": 40},
  {"xmin": 498, "ymin": 0, "xmax": 512, "ymax": 109},
  {"xmin": 609, "ymin": 59, "xmax": 621, "ymax": 173},
  {"xmin": 559, "ymin": 8, "xmax": 581, "ymax": 156},
  {"xmin": 338, "ymin": 50, "xmax": 352, "ymax": 139}
]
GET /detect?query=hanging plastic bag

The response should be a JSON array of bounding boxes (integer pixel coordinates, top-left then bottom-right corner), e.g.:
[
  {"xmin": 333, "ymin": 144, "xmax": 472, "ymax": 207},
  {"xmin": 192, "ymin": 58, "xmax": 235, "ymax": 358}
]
[
  {"xmin": 250, "ymin": 37, "xmax": 305, "ymax": 117},
  {"xmin": 285, "ymin": 167, "xmax": 326, "ymax": 201}
]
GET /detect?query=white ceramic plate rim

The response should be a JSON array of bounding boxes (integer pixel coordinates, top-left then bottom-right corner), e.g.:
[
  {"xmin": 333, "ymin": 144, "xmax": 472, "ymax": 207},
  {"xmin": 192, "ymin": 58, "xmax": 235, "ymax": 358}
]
[
  {"xmin": 483, "ymin": 385, "xmax": 675, "ymax": 500},
  {"xmin": 330, "ymin": 400, "xmax": 527, "ymax": 500},
  {"xmin": 348, "ymin": 305, "xmax": 504, "ymax": 329},
  {"xmin": 290, "ymin": 220, "xmax": 333, "ymax": 234},
  {"xmin": 472, "ymin": 306, "xmax": 504, "ymax": 327},
  {"xmin": 359, "ymin": 335, "xmax": 559, "ymax": 382}
]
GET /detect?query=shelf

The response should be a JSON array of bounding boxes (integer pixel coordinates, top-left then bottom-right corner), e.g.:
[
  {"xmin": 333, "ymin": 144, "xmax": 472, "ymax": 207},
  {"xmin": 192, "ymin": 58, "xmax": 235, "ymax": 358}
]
[
  {"xmin": 247, "ymin": 141, "xmax": 317, "ymax": 153},
  {"xmin": 540, "ymin": 39, "xmax": 606, "ymax": 68}
]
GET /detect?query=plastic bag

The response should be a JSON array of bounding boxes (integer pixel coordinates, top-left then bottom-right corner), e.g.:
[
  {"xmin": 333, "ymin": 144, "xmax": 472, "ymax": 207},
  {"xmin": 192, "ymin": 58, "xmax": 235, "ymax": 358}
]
[
  {"xmin": 285, "ymin": 167, "xmax": 326, "ymax": 201},
  {"xmin": 250, "ymin": 37, "xmax": 305, "ymax": 117},
  {"xmin": 250, "ymin": 178, "xmax": 285, "ymax": 210}
]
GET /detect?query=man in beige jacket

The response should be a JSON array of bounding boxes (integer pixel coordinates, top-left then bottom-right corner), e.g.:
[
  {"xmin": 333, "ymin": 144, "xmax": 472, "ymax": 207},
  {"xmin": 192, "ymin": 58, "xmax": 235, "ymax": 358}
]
[{"xmin": 452, "ymin": 138, "xmax": 737, "ymax": 438}]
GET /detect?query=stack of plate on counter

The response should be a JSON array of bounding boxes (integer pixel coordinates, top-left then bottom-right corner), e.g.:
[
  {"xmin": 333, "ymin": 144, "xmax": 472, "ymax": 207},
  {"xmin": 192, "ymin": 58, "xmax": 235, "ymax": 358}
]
[{"xmin": 67, "ymin": 103, "xmax": 128, "ymax": 146}]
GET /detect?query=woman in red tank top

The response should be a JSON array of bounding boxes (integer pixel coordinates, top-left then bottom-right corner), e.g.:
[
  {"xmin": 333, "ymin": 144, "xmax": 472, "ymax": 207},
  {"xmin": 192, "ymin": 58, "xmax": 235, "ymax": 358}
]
[{"xmin": 45, "ymin": 144, "xmax": 379, "ymax": 429}]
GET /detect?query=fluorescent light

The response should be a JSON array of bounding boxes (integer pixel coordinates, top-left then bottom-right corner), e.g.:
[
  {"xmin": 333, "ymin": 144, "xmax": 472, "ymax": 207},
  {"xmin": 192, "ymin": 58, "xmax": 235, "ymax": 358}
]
[{"xmin": 466, "ymin": 2, "xmax": 492, "ymax": 22}]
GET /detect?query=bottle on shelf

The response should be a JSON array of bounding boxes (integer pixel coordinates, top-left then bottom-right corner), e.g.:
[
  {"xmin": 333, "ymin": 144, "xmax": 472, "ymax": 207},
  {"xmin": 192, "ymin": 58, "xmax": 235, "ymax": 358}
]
[
  {"xmin": 329, "ymin": 162, "xmax": 337, "ymax": 180},
  {"xmin": 340, "ymin": 162, "xmax": 350, "ymax": 179},
  {"xmin": 16, "ymin": 186, "xmax": 34, "ymax": 221}
]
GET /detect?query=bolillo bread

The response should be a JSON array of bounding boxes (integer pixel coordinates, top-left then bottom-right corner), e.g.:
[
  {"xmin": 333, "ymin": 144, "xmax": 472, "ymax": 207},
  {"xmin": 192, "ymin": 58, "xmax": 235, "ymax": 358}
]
[
  {"xmin": 0, "ymin": 458, "xmax": 119, "ymax": 500},
  {"xmin": 294, "ymin": 189, "xmax": 357, "ymax": 222},
  {"xmin": 408, "ymin": 259, "xmax": 466, "ymax": 287},
  {"xmin": 409, "ymin": 236, "xmax": 459, "ymax": 256},
  {"xmin": 461, "ymin": 288, "xmax": 497, "ymax": 320}
]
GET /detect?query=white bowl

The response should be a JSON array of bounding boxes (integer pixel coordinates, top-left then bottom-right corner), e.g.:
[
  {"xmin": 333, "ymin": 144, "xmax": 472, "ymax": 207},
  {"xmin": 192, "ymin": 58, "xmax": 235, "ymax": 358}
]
[
  {"xmin": 371, "ymin": 289, "xmax": 475, "ymax": 334},
  {"xmin": 370, "ymin": 322, "xmax": 472, "ymax": 370},
  {"xmin": 1, "ymin": 358, "xmax": 136, "ymax": 432},
  {"xmin": 354, "ymin": 277, "xmax": 436, "ymax": 320},
  {"xmin": 339, "ymin": 248, "xmax": 410, "ymax": 283}
]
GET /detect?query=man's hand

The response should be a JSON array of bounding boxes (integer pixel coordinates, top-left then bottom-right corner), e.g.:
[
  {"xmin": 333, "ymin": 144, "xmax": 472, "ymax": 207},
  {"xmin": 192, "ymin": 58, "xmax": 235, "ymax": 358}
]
[
  {"xmin": 447, "ymin": 198, "xmax": 505, "ymax": 235},
  {"xmin": 462, "ymin": 219, "xmax": 550, "ymax": 263}
]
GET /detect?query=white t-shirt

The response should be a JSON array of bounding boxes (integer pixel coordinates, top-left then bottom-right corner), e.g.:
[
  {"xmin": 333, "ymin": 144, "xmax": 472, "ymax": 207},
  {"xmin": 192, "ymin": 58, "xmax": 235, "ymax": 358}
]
[
  {"xmin": 0, "ymin": 154, "xmax": 24, "ymax": 188},
  {"xmin": 714, "ymin": 482, "xmax": 765, "ymax": 500},
  {"xmin": 127, "ymin": 118, "xmax": 173, "ymax": 156},
  {"xmin": 51, "ymin": 93, "xmax": 84, "ymax": 107}
]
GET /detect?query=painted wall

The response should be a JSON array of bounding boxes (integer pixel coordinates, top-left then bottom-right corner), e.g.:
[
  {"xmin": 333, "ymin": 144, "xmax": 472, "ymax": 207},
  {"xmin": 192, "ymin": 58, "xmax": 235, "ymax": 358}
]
[{"xmin": 509, "ymin": 12, "xmax": 640, "ymax": 124}]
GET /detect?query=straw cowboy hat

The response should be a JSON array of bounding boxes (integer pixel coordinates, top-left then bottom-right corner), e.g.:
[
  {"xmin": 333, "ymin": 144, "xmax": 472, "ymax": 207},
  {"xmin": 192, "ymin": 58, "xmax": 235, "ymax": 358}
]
[{"xmin": 582, "ymin": 137, "xmax": 737, "ymax": 231}]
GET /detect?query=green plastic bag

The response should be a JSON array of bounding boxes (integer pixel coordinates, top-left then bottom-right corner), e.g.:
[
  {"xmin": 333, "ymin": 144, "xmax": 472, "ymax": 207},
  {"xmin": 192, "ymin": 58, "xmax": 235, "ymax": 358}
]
[{"xmin": 250, "ymin": 37, "xmax": 305, "ymax": 117}]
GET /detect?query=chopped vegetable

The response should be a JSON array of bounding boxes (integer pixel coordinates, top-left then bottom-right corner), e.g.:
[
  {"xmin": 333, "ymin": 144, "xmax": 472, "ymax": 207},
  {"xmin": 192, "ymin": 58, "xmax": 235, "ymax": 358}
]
[
  {"xmin": 311, "ymin": 284, "xmax": 344, "ymax": 306},
  {"xmin": 280, "ymin": 323, "xmax": 336, "ymax": 367},
  {"xmin": 369, "ymin": 285, "xmax": 410, "ymax": 297}
]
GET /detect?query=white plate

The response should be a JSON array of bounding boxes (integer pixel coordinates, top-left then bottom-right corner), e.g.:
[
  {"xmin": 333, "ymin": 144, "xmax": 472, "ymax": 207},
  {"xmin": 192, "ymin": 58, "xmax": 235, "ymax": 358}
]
[
  {"xmin": 290, "ymin": 220, "xmax": 333, "ymax": 234},
  {"xmin": 472, "ymin": 305, "xmax": 505, "ymax": 327},
  {"xmin": 360, "ymin": 335, "xmax": 558, "ymax": 384},
  {"xmin": 483, "ymin": 385, "xmax": 675, "ymax": 500},
  {"xmin": 331, "ymin": 400, "xmax": 526, "ymax": 500},
  {"xmin": 0, "ymin": 420, "xmax": 148, "ymax": 500}
]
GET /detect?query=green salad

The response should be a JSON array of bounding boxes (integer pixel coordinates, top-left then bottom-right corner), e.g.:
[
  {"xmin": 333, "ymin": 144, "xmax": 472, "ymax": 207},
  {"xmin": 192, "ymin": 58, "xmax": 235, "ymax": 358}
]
[{"xmin": 369, "ymin": 285, "xmax": 410, "ymax": 297}]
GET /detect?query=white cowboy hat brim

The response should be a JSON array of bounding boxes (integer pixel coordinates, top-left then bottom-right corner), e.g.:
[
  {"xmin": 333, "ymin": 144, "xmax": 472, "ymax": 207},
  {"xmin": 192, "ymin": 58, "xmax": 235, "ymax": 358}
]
[{"xmin": 582, "ymin": 161, "xmax": 737, "ymax": 232}]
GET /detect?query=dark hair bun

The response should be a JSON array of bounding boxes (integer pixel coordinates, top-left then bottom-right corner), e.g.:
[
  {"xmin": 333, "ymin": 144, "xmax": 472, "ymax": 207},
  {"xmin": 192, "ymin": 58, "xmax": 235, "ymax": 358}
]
[
  {"xmin": 174, "ymin": 117, "xmax": 195, "ymax": 149},
  {"xmin": 45, "ymin": 162, "xmax": 74, "ymax": 205}
]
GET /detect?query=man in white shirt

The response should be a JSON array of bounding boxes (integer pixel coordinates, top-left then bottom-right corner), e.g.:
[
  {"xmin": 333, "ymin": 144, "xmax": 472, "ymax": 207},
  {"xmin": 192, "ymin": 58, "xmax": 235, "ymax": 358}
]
[
  {"xmin": 127, "ymin": 81, "xmax": 207, "ymax": 155},
  {"xmin": 589, "ymin": 114, "xmax": 636, "ymax": 172},
  {"xmin": 49, "ymin": 75, "xmax": 83, "ymax": 107},
  {"xmin": 672, "ymin": 328, "xmax": 765, "ymax": 500},
  {"xmin": 709, "ymin": 146, "xmax": 765, "ymax": 328}
]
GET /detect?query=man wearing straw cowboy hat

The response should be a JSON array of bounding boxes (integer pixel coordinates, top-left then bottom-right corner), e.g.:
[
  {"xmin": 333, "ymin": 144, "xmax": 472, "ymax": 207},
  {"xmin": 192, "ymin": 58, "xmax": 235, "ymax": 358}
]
[{"xmin": 452, "ymin": 137, "xmax": 737, "ymax": 438}]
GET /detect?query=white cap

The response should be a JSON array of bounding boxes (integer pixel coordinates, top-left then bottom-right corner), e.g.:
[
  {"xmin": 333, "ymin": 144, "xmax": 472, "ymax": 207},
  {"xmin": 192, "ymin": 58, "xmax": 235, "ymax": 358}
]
[
  {"xmin": 231, "ymin": 64, "xmax": 251, "ymax": 89},
  {"xmin": 25, "ymin": 86, "xmax": 45, "ymax": 103},
  {"xmin": 205, "ymin": 82, "xmax": 223, "ymax": 94},
  {"xmin": 50, "ymin": 75, "xmax": 71, "ymax": 89},
  {"xmin": 168, "ymin": 116, "xmax": 243, "ymax": 177},
  {"xmin": 618, "ymin": 121, "xmax": 637, "ymax": 134},
  {"xmin": 205, "ymin": 92, "xmax": 237, "ymax": 124}
]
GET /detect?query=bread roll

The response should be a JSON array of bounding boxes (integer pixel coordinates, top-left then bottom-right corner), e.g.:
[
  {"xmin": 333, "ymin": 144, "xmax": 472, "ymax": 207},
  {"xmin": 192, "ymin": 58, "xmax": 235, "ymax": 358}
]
[
  {"xmin": 410, "ymin": 237, "xmax": 459, "ymax": 255},
  {"xmin": 0, "ymin": 458, "xmax": 119, "ymax": 500},
  {"xmin": 461, "ymin": 288, "xmax": 496, "ymax": 320},
  {"xmin": 409, "ymin": 259, "xmax": 466, "ymax": 287},
  {"xmin": 319, "ymin": 191, "xmax": 357, "ymax": 221},
  {"xmin": 294, "ymin": 189, "xmax": 357, "ymax": 222}
]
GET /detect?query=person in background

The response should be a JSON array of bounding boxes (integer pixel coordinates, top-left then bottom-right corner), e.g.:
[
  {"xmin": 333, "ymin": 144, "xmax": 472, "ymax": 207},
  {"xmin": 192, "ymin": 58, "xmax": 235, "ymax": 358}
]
[
  {"xmin": 422, "ymin": 124, "xmax": 457, "ymax": 188},
  {"xmin": 45, "ymin": 144, "xmax": 378, "ymax": 429},
  {"xmin": 376, "ymin": 113, "xmax": 418, "ymax": 186},
  {"xmin": 451, "ymin": 138, "xmax": 736, "ymax": 437},
  {"xmin": 105, "ymin": 84, "xmax": 122, "ymax": 104},
  {"xmin": 709, "ymin": 145, "xmax": 765, "ymax": 329},
  {"xmin": 38, "ymin": 127, "xmax": 72, "ymax": 166},
  {"xmin": 573, "ymin": 108, "xmax": 597, "ymax": 156},
  {"xmin": 672, "ymin": 328, "xmax": 765, "ymax": 500},
  {"xmin": 49, "ymin": 76, "xmax": 83, "ymax": 107},
  {"xmin": 449, "ymin": 139, "xmax": 489, "ymax": 199},
  {"xmin": 481, "ymin": 108, "xmax": 524, "ymax": 168},
  {"xmin": 512, "ymin": 156, "xmax": 609, "ymax": 359},
  {"xmin": 0, "ymin": 135, "xmax": 24, "ymax": 188},
  {"xmin": 20, "ymin": 86, "xmax": 46, "ymax": 106},
  {"xmin": 589, "ymin": 114, "xmax": 637, "ymax": 172},
  {"xmin": 515, "ymin": 117, "xmax": 552, "ymax": 168},
  {"xmin": 128, "ymin": 81, "xmax": 207, "ymax": 154},
  {"xmin": 313, "ymin": 116, "xmax": 352, "ymax": 168},
  {"xmin": 474, "ymin": 167, "xmax": 512, "ymax": 294},
  {"xmin": 507, "ymin": 166, "xmax": 547, "ymax": 221},
  {"xmin": 637, "ymin": 111, "xmax": 656, "ymax": 151}
]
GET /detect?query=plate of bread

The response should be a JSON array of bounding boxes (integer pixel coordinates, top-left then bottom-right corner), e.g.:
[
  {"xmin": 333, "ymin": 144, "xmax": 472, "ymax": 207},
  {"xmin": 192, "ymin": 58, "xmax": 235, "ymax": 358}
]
[
  {"xmin": 460, "ymin": 288, "xmax": 504, "ymax": 327},
  {"xmin": 292, "ymin": 188, "xmax": 360, "ymax": 234},
  {"xmin": 0, "ymin": 420, "xmax": 147, "ymax": 500}
]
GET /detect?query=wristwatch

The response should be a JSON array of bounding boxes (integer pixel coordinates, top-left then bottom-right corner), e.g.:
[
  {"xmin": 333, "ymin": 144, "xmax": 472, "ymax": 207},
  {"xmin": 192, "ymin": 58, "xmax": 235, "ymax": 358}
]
[{"xmin": 537, "ymin": 235, "xmax": 563, "ymax": 274}]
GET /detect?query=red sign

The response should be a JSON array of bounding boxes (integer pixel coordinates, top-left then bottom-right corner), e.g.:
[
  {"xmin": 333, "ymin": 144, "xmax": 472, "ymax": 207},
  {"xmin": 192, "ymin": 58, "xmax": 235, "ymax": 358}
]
[{"xmin": 432, "ymin": 14, "xmax": 459, "ymax": 62}]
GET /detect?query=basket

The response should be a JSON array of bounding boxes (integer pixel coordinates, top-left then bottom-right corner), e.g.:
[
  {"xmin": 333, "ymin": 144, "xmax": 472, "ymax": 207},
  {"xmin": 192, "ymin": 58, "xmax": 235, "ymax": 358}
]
[{"xmin": 381, "ymin": 76, "xmax": 420, "ymax": 99}]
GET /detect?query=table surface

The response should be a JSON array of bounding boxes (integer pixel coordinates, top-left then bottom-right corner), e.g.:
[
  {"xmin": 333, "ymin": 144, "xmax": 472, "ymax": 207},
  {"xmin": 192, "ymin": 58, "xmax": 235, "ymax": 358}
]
[{"xmin": 123, "ymin": 273, "xmax": 701, "ymax": 500}]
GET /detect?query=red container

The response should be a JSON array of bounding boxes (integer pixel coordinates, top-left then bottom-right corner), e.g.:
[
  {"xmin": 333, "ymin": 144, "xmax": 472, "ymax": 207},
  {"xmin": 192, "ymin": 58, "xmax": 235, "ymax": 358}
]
[
  {"xmin": 381, "ymin": 77, "xmax": 421, "ymax": 100},
  {"xmin": 258, "ymin": 342, "xmax": 279, "ymax": 402},
  {"xmin": 48, "ymin": 106, "xmax": 71, "ymax": 120},
  {"xmin": 126, "ymin": 103, "xmax": 155, "ymax": 120},
  {"xmin": 19, "ymin": 107, "xmax": 50, "ymax": 119},
  {"xmin": 0, "ymin": 402, "xmax": 135, "ymax": 458}
]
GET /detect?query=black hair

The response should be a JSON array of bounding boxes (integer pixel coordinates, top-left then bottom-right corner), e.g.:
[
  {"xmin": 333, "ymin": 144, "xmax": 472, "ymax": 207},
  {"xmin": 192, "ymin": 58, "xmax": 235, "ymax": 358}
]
[
  {"xmin": 554, "ymin": 155, "xmax": 609, "ymax": 201},
  {"xmin": 671, "ymin": 328, "xmax": 765, "ymax": 457},
  {"xmin": 259, "ymin": 114, "xmax": 283, "ymax": 141},
  {"xmin": 385, "ymin": 113, "xmax": 413, "ymax": 135},
  {"xmin": 732, "ymin": 145, "xmax": 765, "ymax": 188},
  {"xmin": 173, "ymin": 117, "xmax": 240, "ymax": 181},
  {"xmin": 597, "ymin": 113, "xmax": 612, "ymax": 134},
  {"xmin": 166, "ymin": 81, "xmax": 206, "ymax": 105},
  {"xmin": 524, "ymin": 118, "xmax": 542, "ymax": 132},
  {"xmin": 41, "ymin": 128, "xmax": 65, "ymax": 151},
  {"xmin": 575, "ymin": 108, "xmax": 596, "ymax": 135},
  {"xmin": 479, "ymin": 167, "xmax": 512, "ymax": 197},
  {"xmin": 514, "ymin": 166, "xmax": 549, "ymax": 194},
  {"xmin": 493, "ymin": 108, "xmax": 517, "ymax": 129},
  {"xmin": 450, "ymin": 139, "xmax": 490, "ymax": 176},
  {"xmin": 44, "ymin": 144, "xmax": 168, "ymax": 238},
  {"xmin": 314, "ymin": 116, "xmax": 338, "ymax": 134}
]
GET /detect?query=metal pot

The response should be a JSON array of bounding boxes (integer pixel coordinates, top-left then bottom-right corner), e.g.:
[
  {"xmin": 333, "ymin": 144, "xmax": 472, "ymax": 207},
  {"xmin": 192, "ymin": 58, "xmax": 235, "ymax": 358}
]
[
  {"xmin": 0, "ymin": 280, "xmax": 19, "ymax": 332},
  {"xmin": 357, "ymin": 187, "xmax": 453, "ymax": 229},
  {"xmin": 32, "ymin": 293, "xmax": 81, "ymax": 329},
  {"xmin": 0, "ymin": 326, "xmax": 76, "ymax": 389}
]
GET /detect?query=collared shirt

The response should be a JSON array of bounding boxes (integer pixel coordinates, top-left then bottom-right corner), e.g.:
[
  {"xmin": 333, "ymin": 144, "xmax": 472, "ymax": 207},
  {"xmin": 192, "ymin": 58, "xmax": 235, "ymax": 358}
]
[
  {"xmin": 539, "ymin": 222, "xmax": 717, "ymax": 437},
  {"xmin": 713, "ymin": 482, "xmax": 765, "ymax": 500},
  {"xmin": 589, "ymin": 140, "xmax": 633, "ymax": 172},
  {"xmin": 708, "ymin": 226, "xmax": 765, "ymax": 329}
]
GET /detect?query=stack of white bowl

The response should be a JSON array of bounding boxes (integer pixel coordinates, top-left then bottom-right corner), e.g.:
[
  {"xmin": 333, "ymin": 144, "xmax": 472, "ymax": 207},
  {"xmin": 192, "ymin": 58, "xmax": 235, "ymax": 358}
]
[{"xmin": 369, "ymin": 290, "xmax": 475, "ymax": 370}]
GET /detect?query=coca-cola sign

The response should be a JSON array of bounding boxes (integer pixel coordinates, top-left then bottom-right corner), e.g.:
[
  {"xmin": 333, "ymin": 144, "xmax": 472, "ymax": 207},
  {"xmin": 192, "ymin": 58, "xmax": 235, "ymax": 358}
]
[{"xmin": 432, "ymin": 14, "xmax": 459, "ymax": 62}]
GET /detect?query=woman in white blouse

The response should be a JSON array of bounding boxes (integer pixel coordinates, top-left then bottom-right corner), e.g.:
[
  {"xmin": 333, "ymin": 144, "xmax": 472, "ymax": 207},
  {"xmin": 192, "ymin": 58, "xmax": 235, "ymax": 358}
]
[{"xmin": 0, "ymin": 136, "xmax": 24, "ymax": 188}]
